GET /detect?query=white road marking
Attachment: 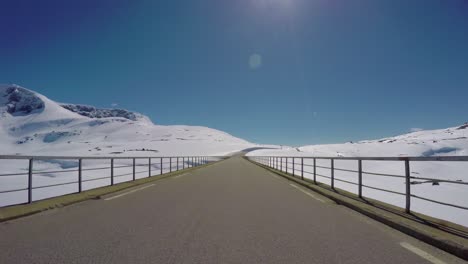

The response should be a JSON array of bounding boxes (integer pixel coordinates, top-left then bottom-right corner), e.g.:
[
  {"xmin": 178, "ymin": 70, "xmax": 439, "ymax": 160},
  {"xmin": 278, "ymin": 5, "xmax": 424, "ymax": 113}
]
[
  {"xmin": 105, "ymin": 184, "xmax": 155, "ymax": 201},
  {"xmin": 289, "ymin": 184, "xmax": 325, "ymax": 203},
  {"xmin": 400, "ymin": 242, "xmax": 446, "ymax": 264},
  {"xmin": 173, "ymin": 173, "xmax": 188, "ymax": 179}
]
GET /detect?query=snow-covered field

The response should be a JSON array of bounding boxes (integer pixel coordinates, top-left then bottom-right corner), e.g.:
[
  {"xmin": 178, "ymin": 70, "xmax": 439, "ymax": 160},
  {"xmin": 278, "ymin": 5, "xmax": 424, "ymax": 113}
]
[
  {"xmin": 247, "ymin": 125, "xmax": 468, "ymax": 227},
  {"xmin": 0, "ymin": 84, "xmax": 260, "ymax": 206}
]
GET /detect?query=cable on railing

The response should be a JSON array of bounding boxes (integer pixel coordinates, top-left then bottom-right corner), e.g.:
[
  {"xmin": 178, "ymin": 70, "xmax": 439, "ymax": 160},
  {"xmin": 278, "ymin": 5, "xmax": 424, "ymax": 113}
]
[
  {"xmin": 315, "ymin": 165, "xmax": 332, "ymax": 170},
  {"xmin": 315, "ymin": 173, "xmax": 331, "ymax": 179},
  {"xmin": 81, "ymin": 175, "xmax": 112, "ymax": 183},
  {"xmin": 361, "ymin": 184, "xmax": 405, "ymax": 196},
  {"xmin": 362, "ymin": 171, "xmax": 406, "ymax": 179},
  {"xmin": 113, "ymin": 165, "xmax": 135, "ymax": 169},
  {"xmin": 411, "ymin": 194, "xmax": 468, "ymax": 210},
  {"xmin": 326, "ymin": 167, "xmax": 358, "ymax": 174},
  {"xmin": 81, "ymin": 166, "xmax": 112, "ymax": 172},
  {"xmin": 334, "ymin": 178, "xmax": 359, "ymax": 186},
  {"xmin": 114, "ymin": 172, "xmax": 134, "ymax": 178},
  {"xmin": 32, "ymin": 169, "xmax": 78, "ymax": 175},
  {"xmin": 0, "ymin": 187, "xmax": 29, "ymax": 194},
  {"xmin": 33, "ymin": 181, "xmax": 78, "ymax": 190},
  {"xmin": 0, "ymin": 172, "xmax": 29, "ymax": 177},
  {"xmin": 410, "ymin": 176, "xmax": 468, "ymax": 185}
]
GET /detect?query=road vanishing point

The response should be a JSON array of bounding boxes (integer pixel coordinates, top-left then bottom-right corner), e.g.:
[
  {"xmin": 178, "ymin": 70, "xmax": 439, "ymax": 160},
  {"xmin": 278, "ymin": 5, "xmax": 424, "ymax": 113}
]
[{"xmin": 0, "ymin": 156, "xmax": 465, "ymax": 264}]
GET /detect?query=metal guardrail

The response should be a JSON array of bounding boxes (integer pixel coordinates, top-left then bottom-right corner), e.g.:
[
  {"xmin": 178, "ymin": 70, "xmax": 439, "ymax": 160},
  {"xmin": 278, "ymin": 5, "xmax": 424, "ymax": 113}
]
[
  {"xmin": 247, "ymin": 156, "xmax": 468, "ymax": 213},
  {"xmin": 0, "ymin": 155, "xmax": 226, "ymax": 206}
]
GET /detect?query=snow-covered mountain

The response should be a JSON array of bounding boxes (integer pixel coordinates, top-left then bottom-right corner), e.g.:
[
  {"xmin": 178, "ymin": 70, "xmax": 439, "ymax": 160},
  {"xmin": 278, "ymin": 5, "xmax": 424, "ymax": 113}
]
[
  {"xmin": 0, "ymin": 84, "xmax": 255, "ymax": 156},
  {"xmin": 248, "ymin": 124, "xmax": 468, "ymax": 157}
]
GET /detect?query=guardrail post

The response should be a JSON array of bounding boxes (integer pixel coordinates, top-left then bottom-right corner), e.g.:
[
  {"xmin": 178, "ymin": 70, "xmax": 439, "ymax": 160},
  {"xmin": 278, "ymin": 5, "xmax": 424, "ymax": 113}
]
[
  {"xmin": 281, "ymin": 157, "xmax": 283, "ymax": 171},
  {"xmin": 292, "ymin": 157, "xmax": 295, "ymax": 176},
  {"xmin": 148, "ymin": 158, "xmax": 151, "ymax": 177},
  {"xmin": 405, "ymin": 159, "xmax": 411, "ymax": 213},
  {"xmin": 183, "ymin": 157, "xmax": 185, "ymax": 169},
  {"xmin": 358, "ymin": 160, "xmax": 362, "ymax": 198},
  {"xmin": 133, "ymin": 158, "xmax": 136, "ymax": 181},
  {"xmin": 78, "ymin": 158, "xmax": 82, "ymax": 192},
  {"xmin": 301, "ymin": 158, "xmax": 304, "ymax": 180},
  {"xmin": 177, "ymin": 157, "xmax": 179, "ymax": 171},
  {"xmin": 28, "ymin": 158, "xmax": 33, "ymax": 203},
  {"xmin": 170, "ymin": 157, "xmax": 172, "ymax": 172},
  {"xmin": 160, "ymin": 157, "xmax": 163, "ymax": 175},
  {"xmin": 313, "ymin": 158, "xmax": 317, "ymax": 184},
  {"xmin": 286, "ymin": 158, "xmax": 288, "ymax": 174},
  {"xmin": 110, "ymin": 158, "xmax": 114, "ymax": 186},
  {"xmin": 331, "ymin": 159, "xmax": 335, "ymax": 190}
]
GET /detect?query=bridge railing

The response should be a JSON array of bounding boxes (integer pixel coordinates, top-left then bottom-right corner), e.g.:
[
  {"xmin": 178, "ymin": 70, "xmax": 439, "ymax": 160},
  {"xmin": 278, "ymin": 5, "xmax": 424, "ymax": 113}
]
[
  {"xmin": 0, "ymin": 155, "xmax": 226, "ymax": 207},
  {"xmin": 247, "ymin": 156, "xmax": 468, "ymax": 215}
]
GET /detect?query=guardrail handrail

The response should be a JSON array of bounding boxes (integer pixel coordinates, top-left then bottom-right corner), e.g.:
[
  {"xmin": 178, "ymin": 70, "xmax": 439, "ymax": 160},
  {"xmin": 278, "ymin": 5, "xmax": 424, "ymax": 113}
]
[
  {"xmin": 0, "ymin": 155, "xmax": 227, "ymax": 206},
  {"xmin": 247, "ymin": 156, "xmax": 468, "ymax": 214}
]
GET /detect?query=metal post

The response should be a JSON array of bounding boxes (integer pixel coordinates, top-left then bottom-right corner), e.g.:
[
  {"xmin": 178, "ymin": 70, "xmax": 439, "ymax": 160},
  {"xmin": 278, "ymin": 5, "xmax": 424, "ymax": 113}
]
[
  {"xmin": 177, "ymin": 157, "xmax": 179, "ymax": 171},
  {"xmin": 110, "ymin": 158, "xmax": 114, "ymax": 186},
  {"xmin": 170, "ymin": 157, "xmax": 172, "ymax": 172},
  {"xmin": 286, "ymin": 158, "xmax": 288, "ymax": 174},
  {"xmin": 148, "ymin": 158, "xmax": 151, "ymax": 177},
  {"xmin": 183, "ymin": 157, "xmax": 185, "ymax": 169},
  {"xmin": 28, "ymin": 158, "xmax": 33, "ymax": 203},
  {"xmin": 133, "ymin": 158, "xmax": 136, "ymax": 181},
  {"xmin": 358, "ymin": 160, "xmax": 362, "ymax": 198},
  {"xmin": 331, "ymin": 159, "xmax": 334, "ymax": 189},
  {"xmin": 160, "ymin": 157, "xmax": 163, "ymax": 175},
  {"xmin": 281, "ymin": 157, "xmax": 283, "ymax": 171},
  {"xmin": 313, "ymin": 158, "xmax": 317, "ymax": 184},
  {"xmin": 405, "ymin": 159, "xmax": 411, "ymax": 213},
  {"xmin": 293, "ymin": 157, "xmax": 295, "ymax": 176},
  {"xmin": 301, "ymin": 158, "xmax": 304, "ymax": 180},
  {"xmin": 78, "ymin": 158, "xmax": 83, "ymax": 192}
]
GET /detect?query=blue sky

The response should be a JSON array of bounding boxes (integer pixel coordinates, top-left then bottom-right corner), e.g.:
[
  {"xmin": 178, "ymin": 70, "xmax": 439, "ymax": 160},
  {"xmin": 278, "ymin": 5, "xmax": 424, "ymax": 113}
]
[{"xmin": 1, "ymin": 0, "xmax": 467, "ymax": 146}]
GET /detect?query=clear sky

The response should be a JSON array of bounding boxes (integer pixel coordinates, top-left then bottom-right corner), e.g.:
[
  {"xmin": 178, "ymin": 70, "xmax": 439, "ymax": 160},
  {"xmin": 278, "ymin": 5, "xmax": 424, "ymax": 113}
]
[{"xmin": 1, "ymin": 0, "xmax": 467, "ymax": 146}]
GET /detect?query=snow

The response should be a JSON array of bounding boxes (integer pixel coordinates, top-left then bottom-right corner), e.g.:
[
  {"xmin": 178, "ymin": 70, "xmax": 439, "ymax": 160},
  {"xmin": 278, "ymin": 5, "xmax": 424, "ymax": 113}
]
[
  {"xmin": 247, "ymin": 126, "xmax": 468, "ymax": 227},
  {"xmin": 0, "ymin": 84, "xmax": 262, "ymax": 206},
  {"xmin": 0, "ymin": 84, "xmax": 256, "ymax": 157}
]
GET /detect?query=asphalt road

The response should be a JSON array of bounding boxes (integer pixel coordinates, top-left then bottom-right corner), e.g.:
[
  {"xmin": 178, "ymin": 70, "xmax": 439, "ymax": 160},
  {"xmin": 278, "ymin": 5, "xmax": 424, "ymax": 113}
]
[{"xmin": 0, "ymin": 156, "xmax": 464, "ymax": 264}]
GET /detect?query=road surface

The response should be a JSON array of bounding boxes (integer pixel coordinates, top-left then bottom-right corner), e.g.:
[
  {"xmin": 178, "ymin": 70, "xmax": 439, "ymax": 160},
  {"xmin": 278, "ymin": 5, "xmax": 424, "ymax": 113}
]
[{"xmin": 0, "ymin": 156, "xmax": 464, "ymax": 263}]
